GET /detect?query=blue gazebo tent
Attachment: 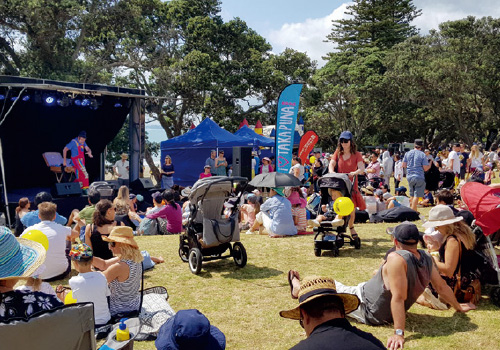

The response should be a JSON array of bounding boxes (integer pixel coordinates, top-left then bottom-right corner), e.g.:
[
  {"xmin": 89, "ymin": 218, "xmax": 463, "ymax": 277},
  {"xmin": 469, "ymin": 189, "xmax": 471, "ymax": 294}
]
[{"xmin": 233, "ymin": 126, "xmax": 275, "ymax": 147}]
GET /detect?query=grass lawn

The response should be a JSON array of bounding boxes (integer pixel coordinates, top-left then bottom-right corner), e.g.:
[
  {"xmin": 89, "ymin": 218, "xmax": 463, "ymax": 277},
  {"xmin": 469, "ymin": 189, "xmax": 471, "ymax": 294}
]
[{"xmin": 51, "ymin": 177, "xmax": 500, "ymax": 349}]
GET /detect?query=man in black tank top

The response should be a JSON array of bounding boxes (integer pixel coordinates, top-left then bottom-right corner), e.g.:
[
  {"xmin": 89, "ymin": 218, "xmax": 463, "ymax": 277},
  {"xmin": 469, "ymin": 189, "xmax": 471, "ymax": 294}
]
[{"xmin": 289, "ymin": 223, "xmax": 476, "ymax": 350}]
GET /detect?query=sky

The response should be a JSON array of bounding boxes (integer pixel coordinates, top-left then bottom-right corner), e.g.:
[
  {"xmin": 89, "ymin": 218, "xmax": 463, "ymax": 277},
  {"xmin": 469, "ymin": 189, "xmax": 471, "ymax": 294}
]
[{"xmin": 146, "ymin": 0, "xmax": 500, "ymax": 145}]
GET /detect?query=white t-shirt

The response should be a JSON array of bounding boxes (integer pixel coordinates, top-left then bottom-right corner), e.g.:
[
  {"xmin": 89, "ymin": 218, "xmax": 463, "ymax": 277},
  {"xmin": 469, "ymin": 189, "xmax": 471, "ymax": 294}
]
[
  {"xmin": 69, "ymin": 271, "xmax": 111, "ymax": 325},
  {"xmin": 470, "ymin": 152, "xmax": 483, "ymax": 168},
  {"xmin": 447, "ymin": 151, "xmax": 461, "ymax": 174},
  {"xmin": 114, "ymin": 160, "xmax": 130, "ymax": 179},
  {"xmin": 381, "ymin": 151, "xmax": 393, "ymax": 176},
  {"xmin": 22, "ymin": 221, "xmax": 71, "ymax": 280},
  {"xmin": 394, "ymin": 160, "xmax": 404, "ymax": 180}
]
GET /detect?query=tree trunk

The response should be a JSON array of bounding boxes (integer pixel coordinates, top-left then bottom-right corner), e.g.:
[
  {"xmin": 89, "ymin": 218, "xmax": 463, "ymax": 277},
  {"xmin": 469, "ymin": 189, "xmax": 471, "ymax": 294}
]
[{"xmin": 145, "ymin": 148, "xmax": 162, "ymax": 185}]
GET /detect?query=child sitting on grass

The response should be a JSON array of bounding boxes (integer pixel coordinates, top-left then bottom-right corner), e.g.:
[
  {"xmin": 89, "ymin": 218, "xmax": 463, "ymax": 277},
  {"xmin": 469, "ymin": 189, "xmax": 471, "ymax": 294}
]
[
  {"xmin": 16, "ymin": 265, "xmax": 57, "ymax": 296},
  {"xmin": 241, "ymin": 194, "xmax": 260, "ymax": 231},
  {"xmin": 57, "ymin": 243, "xmax": 111, "ymax": 326},
  {"xmin": 287, "ymin": 188, "xmax": 307, "ymax": 232}
]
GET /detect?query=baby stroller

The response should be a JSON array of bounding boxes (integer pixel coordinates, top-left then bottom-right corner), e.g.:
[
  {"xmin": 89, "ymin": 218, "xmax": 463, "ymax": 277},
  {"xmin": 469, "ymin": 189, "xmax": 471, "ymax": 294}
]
[
  {"xmin": 439, "ymin": 171, "xmax": 456, "ymax": 190},
  {"xmin": 460, "ymin": 182, "xmax": 500, "ymax": 306},
  {"xmin": 313, "ymin": 173, "xmax": 360, "ymax": 257},
  {"xmin": 179, "ymin": 176, "xmax": 248, "ymax": 274}
]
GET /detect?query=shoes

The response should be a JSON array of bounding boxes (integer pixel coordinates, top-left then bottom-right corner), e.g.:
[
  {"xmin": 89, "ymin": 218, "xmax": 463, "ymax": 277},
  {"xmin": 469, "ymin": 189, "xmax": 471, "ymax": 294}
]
[
  {"xmin": 245, "ymin": 230, "xmax": 254, "ymax": 235},
  {"xmin": 330, "ymin": 218, "xmax": 344, "ymax": 227},
  {"xmin": 308, "ymin": 219, "xmax": 320, "ymax": 227}
]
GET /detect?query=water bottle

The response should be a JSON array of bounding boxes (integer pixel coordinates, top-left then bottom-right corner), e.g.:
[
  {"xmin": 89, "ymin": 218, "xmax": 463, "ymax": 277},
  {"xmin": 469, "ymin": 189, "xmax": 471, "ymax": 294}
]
[{"xmin": 116, "ymin": 318, "xmax": 130, "ymax": 341}]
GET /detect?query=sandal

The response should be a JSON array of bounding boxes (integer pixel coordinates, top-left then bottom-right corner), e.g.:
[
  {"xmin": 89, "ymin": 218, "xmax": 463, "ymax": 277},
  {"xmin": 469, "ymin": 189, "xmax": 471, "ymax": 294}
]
[{"xmin": 288, "ymin": 270, "xmax": 300, "ymax": 299}]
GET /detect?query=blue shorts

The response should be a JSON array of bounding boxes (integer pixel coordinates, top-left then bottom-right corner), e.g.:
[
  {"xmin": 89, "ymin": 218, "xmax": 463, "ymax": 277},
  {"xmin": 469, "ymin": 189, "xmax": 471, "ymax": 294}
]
[{"xmin": 408, "ymin": 177, "xmax": 426, "ymax": 197}]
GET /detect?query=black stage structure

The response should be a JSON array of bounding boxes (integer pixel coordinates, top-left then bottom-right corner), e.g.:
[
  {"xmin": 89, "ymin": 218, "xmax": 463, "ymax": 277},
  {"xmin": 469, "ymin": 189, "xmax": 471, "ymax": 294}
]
[{"xmin": 0, "ymin": 76, "xmax": 147, "ymax": 226}]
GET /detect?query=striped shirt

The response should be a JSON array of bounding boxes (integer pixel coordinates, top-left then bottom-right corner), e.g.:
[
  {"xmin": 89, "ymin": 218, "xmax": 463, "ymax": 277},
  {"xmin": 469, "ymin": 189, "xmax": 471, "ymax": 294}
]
[
  {"xmin": 291, "ymin": 206, "xmax": 307, "ymax": 232},
  {"xmin": 109, "ymin": 260, "xmax": 142, "ymax": 316}
]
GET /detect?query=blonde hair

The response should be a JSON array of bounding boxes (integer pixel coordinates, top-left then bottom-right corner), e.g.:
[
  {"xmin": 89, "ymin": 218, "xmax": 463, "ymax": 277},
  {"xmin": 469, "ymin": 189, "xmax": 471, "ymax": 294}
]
[
  {"xmin": 440, "ymin": 221, "xmax": 476, "ymax": 251},
  {"xmin": 38, "ymin": 202, "xmax": 57, "ymax": 220},
  {"xmin": 116, "ymin": 242, "xmax": 143, "ymax": 263},
  {"xmin": 470, "ymin": 145, "xmax": 480, "ymax": 159},
  {"xmin": 116, "ymin": 186, "xmax": 129, "ymax": 200}
]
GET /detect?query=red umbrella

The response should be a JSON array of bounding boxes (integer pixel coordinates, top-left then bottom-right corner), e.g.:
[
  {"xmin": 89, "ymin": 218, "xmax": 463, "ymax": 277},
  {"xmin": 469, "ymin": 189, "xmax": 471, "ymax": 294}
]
[{"xmin": 461, "ymin": 182, "xmax": 500, "ymax": 236}]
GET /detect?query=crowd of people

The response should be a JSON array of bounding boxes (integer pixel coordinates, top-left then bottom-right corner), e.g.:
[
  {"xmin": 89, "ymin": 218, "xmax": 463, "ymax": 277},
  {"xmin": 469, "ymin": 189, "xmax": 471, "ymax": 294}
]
[{"xmin": 2, "ymin": 131, "xmax": 499, "ymax": 350}]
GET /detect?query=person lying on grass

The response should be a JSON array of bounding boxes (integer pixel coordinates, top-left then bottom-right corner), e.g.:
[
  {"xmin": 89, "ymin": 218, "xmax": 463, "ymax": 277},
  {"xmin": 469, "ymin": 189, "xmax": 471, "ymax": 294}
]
[{"xmin": 288, "ymin": 223, "xmax": 476, "ymax": 350}]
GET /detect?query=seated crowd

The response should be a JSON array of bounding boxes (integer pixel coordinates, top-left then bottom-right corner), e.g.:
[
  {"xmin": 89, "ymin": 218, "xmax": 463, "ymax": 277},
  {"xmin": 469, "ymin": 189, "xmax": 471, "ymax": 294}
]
[{"xmin": 2, "ymin": 138, "xmax": 499, "ymax": 349}]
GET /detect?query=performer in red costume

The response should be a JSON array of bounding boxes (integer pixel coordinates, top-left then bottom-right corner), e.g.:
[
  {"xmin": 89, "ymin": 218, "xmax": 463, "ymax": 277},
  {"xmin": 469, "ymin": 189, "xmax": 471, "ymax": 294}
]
[{"xmin": 63, "ymin": 131, "xmax": 93, "ymax": 190}]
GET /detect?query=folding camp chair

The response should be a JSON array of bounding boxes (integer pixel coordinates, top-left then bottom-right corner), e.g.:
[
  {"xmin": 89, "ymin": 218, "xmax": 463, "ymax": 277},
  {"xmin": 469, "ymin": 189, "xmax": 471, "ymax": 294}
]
[{"xmin": 42, "ymin": 152, "xmax": 75, "ymax": 183}]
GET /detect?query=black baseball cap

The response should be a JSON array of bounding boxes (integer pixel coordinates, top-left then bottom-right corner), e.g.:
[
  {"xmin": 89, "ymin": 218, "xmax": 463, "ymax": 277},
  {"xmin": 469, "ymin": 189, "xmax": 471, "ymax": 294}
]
[
  {"xmin": 414, "ymin": 139, "xmax": 424, "ymax": 147},
  {"xmin": 386, "ymin": 223, "xmax": 420, "ymax": 245}
]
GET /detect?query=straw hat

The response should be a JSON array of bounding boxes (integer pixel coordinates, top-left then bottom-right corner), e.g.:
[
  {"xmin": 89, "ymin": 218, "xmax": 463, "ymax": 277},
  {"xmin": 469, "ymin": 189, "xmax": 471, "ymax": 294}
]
[
  {"xmin": 279, "ymin": 276, "xmax": 360, "ymax": 320},
  {"xmin": 102, "ymin": 226, "xmax": 139, "ymax": 249},
  {"xmin": 422, "ymin": 205, "xmax": 463, "ymax": 229},
  {"xmin": 0, "ymin": 226, "xmax": 46, "ymax": 280}
]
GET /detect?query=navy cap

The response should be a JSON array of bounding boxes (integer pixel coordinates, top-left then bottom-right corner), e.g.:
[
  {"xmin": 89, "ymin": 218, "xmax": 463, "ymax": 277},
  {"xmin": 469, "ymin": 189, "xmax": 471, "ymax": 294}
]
[
  {"xmin": 78, "ymin": 130, "xmax": 87, "ymax": 138},
  {"xmin": 388, "ymin": 223, "xmax": 420, "ymax": 245},
  {"xmin": 414, "ymin": 139, "xmax": 423, "ymax": 147},
  {"xmin": 155, "ymin": 309, "xmax": 226, "ymax": 350},
  {"xmin": 395, "ymin": 186, "xmax": 407, "ymax": 193},
  {"xmin": 339, "ymin": 131, "xmax": 353, "ymax": 140}
]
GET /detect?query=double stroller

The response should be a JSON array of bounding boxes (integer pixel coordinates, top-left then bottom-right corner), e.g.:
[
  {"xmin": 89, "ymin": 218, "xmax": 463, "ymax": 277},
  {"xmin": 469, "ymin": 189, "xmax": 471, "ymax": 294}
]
[
  {"xmin": 313, "ymin": 173, "xmax": 361, "ymax": 257},
  {"xmin": 178, "ymin": 176, "xmax": 248, "ymax": 274}
]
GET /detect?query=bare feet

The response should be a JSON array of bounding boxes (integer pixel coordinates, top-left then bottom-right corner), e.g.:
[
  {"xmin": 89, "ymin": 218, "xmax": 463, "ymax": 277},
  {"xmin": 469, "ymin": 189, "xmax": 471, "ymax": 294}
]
[
  {"xmin": 151, "ymin": 256, "xmax": 165, "ymax": 264},
  {"xmin": 288, "ymin": 270, "xmax": 300, "ymax": 299}
]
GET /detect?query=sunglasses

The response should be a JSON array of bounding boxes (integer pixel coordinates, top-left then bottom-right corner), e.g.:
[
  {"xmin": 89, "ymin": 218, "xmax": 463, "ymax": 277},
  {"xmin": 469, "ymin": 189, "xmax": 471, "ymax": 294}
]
[
  {"xmin": 340, "ymin": 138, "xmax": 350, "ymax": 143},
  {"xmin": 108, "ymin": 242, "xmax": 116, "ymax": 247}
]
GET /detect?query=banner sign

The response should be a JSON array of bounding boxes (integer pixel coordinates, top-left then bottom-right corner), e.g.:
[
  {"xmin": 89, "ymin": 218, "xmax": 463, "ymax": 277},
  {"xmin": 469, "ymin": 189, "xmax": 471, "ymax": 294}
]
[
  {"xmin": 298, "ymin": 130, "xmax": 319, "ymax": 165},
  {"xmin": 276, "ymin": 83, "xmax": 303, "ymax": 173}
]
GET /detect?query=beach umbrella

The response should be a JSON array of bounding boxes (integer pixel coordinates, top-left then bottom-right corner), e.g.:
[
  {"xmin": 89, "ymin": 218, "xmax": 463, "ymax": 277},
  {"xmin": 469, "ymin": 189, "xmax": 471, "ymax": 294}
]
[{"xmin": 249, "ymin": 172, "xmax": 301, "ymax": 188}]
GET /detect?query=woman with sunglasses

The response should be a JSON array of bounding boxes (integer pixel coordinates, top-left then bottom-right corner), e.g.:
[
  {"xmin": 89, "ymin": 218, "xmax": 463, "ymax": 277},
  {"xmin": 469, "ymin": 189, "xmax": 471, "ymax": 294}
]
[
  {"xmin": 92, "ymin": 226, "xmax": 143, "ymax": 320},
  {"xmin": 329, "ymin": 131, "xmax": 366, "ymax": 241},
  {"xmin": 84, "ymin": 199, "xmax": 123, "ymax": 260},
  {"xmin": 215, "ymin": 150, "xmax": 228, "ymax": 176}
]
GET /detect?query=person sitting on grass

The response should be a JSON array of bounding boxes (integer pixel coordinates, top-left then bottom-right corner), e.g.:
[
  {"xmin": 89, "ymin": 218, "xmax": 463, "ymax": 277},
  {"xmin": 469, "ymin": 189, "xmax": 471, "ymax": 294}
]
[
  {"xmin": 240, "ymin": 194, "xmax": 260, "ymax": 231},
  {"xmin": 435, "ymin": 189, "xmax": 459, "ymax": 214},
  {"xmin": 288, "ymin": 223, "xmax": 475, "ymax": 350},
  {"xmin": 287, "ymin": 187, "xmax": 307, "ymax": 232},
  {"xmin": 146, "ymin": 189, "xmax": 183, "ymax": 235},
  {"xmin": 418, "ymin": 189, "xmax": 434, "ymax": 207},
  {"xmin": 280, "ymin": 276, "xmax": 385, "ymax": 350},
  {"xmin": 21, "ymin": 191, "xmax": 67, "ymax": 228},
  {"xmin": 386, "ymin": 187, "xmax": 409, "ymax": 209},
  {"xmin": 246, "ymin": 187, "xmax": 297, "ymax": 237},
  {"xmin": 57, "ymin": 243, "xmax": 111, "ymax": 326},
  {"xmin": 137, "ymin": 191, "xmax": 165, "ymax": 235},
  {"xmin": 0, "ymin": 226, "xmax": 63, "ymax": 322}
]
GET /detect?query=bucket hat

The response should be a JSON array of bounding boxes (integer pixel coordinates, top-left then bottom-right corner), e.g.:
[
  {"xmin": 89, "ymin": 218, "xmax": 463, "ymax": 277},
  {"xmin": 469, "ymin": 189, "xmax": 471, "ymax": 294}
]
[
  {"xmin": 422, "ymin": 205, "xmax": 463, "ymax": 228},
  {"xmin": 0, "ymin": 226, "xmax": 46, "ymax": 280},
  {"xmin": 102, "ymin": 226, "xmax": 139, "ymax": 249},
  {"xmin": 155, "ymin": 309, "xmax": 226, "ymax": 350},
  {"xmin": 279, "ymin": 276, "xmax": 360, "ymax": 320},
  {"xmin": 287, "ymin": 191, "xmax": 306, "ymax": 208}
]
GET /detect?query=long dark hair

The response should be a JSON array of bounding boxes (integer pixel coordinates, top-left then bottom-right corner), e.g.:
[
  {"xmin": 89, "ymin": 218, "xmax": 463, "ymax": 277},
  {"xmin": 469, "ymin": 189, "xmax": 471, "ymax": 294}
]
[
  {"xmin": 162, "ymin": 189, "xmax": 178, "ymax": 210},
  {"xmin": 336, "ymin": 138, "xmax": 358, "ymax": 156},
  {"xmin": 93, "ymin": 199, "xmax": 114, "ymax": 226}
]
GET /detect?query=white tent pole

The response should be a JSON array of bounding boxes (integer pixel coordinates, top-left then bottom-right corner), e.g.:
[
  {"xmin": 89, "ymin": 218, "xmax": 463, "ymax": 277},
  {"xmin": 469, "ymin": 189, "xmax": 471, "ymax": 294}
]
[{"xmin": 0, "ymin": 138, "xmax": 12, "ymax": 227}]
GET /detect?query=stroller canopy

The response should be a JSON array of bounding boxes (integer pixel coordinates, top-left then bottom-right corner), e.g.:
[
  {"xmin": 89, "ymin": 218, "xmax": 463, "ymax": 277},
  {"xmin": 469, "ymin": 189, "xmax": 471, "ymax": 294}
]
[
  {"xmin": 317, "ymin": 173, "xmax": 352, "ymax": 197},
  {"xmin": 461, "ymin": 182, "xmax": 500, "ymax": 236},
  {"xmin": 189, "ymin": 176, "xmax": 247, "ymax": 205}
]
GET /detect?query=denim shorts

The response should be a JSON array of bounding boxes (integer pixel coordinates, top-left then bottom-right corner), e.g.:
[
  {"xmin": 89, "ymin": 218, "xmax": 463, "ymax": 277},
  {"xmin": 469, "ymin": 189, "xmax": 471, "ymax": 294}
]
[{"xmin": 408, "ymin": 177, "xmax": 426, "ymax": 197}]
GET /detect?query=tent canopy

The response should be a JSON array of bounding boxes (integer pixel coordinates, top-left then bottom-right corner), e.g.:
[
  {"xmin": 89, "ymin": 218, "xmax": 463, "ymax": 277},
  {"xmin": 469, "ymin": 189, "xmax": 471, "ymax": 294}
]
[
  {"xmin": 269, "ymin": 128, "xmax": 301, "ymax": 146},
  {"xmin": 233, "ymin": 126, "xmax": 274, "ymax": 147},
  {"xmin": 160, "ymin": 118, "xmax": 255, "ymax": 186}
]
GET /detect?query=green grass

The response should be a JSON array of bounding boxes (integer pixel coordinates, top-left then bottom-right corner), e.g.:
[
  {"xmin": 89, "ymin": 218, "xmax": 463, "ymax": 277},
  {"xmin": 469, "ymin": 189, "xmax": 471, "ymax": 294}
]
[{"xmin": 52, "ymin": 177, "xmax": 500, "ymax": 349}]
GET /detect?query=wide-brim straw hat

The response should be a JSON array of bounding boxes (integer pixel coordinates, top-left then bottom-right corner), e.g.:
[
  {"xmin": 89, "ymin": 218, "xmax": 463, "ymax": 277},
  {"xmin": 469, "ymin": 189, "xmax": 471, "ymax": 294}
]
[
  {"xmin": 279, "ymin": 276, "xmax": 360, "ymax": 320},
  {"xmin": 422, "ymin": 204, "xmax": 463, "ymax": 228},
  {"xmin": 102, "ymin": 226, "xmax": 139, "ymax": 249},
  {"xmin": 0, "ymin": 226, "xmax": 46, "ymax": 280}
]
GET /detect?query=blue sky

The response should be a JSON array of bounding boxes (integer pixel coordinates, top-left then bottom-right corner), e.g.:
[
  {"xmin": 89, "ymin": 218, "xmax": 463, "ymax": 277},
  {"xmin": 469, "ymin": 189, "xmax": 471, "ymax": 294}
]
[{"xmin": 147, "ymin": 0, "xmax": 500, "ymax": 145}]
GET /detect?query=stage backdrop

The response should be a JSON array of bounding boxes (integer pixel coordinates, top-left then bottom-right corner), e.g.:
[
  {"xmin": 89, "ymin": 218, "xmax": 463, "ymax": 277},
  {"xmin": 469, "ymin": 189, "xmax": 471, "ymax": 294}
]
[{"xmin": 0, "ymin": 93, "xmax": 130, "ymax": 189}]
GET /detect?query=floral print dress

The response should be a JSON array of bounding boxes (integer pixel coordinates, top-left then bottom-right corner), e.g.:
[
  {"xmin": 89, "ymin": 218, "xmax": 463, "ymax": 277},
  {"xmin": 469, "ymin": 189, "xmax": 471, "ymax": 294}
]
[{"xmin": 0, "ymin": 290, "xmax": 63, "ymax": 321}]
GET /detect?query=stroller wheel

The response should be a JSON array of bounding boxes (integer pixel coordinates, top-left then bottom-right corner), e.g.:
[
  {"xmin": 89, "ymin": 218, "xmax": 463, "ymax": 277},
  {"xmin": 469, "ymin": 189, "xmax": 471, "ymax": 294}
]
[
  {"xmin": 332, "ymin": 247, "xmax": 339, "ymax": 257},
  {"xmin": 314, "ymin": 247, "xmax": 321, "ymax": 257},
  {"xmin": 188, "ymin": 248, "xmax": 203, "ymax": 274},
  {"xmin": 232, "ymin": 242, "xmax": 247, "ymax": 268},
  {"xmin": 179, "ymin": 246, "xmax": 189, "ymax": 263}
]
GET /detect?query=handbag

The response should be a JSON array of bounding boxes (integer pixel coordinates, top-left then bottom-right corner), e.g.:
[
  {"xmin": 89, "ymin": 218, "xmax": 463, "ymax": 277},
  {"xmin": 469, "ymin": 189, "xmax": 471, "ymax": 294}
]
[{"xmin": 454, "ymin": 243, "xmax": 481, "ymax": 304}]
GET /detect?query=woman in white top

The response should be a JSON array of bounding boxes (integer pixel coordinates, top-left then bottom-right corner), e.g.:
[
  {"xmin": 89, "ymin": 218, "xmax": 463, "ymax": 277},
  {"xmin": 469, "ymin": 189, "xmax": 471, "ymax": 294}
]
[
  {"xmin": 289, "ymin": 156, "xmax": 305, "ymax": 182},
  {"xmin": 467, "ymin": 144, "xmax": 484, "ymax": 175}
]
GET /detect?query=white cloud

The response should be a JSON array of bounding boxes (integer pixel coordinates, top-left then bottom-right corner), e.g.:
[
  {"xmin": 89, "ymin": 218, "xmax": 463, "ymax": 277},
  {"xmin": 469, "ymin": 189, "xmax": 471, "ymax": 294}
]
[
  {"xmin": 267, "ymin": 0, "xmax": 500, "ymax": 66},
  {"xmin": 267, "ymin": 3, "xmax": 351, "ymax": 66}
]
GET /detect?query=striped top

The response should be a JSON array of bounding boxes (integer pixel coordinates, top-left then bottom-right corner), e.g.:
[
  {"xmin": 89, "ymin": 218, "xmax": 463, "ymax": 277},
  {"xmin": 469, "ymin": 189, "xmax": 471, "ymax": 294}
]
[
  {"xmin": 109, "ymin": 260, "xmax": 142, "ymax": 316},
  {"xmin": 291, "ymin": 206, "xmax": 307, "ymax": 232}
]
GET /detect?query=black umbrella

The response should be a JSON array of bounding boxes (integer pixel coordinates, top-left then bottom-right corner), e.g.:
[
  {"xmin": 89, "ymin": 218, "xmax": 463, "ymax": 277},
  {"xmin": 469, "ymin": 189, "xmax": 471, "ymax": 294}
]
[{"xmin": 249, "ymin": 172, "xmax": 302, "ymax": 188}]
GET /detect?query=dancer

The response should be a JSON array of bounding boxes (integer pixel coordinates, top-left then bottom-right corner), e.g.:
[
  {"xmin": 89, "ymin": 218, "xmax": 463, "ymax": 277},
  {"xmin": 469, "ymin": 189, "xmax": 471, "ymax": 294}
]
[{"xmin": 63, "ymin": 131, "xmax": 93, "ymax": 190}]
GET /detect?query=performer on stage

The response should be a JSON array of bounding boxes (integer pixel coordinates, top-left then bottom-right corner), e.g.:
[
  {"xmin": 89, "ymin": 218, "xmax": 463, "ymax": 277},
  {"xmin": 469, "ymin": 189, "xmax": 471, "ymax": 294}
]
[{"xmin": 63, "ymin": 131, "xmax": 93, "ymax": 190}]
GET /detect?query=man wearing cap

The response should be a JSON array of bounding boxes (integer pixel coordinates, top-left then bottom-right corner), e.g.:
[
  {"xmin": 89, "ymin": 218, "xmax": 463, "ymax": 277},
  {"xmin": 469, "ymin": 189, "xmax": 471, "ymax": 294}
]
[
  {"xmin": 246, "ymin": 188, "xmax": 297, "ymax": 237},
  {"xmin": 281, "ymin": 276, "xmax": 385, "ymax": 350},
  {"xmin": 113, "ymin": 153, "xmax": 130, "ymax": 186},
  {"xmin": 205, "ymin": 150, "xmax": 217, "ymax": 176},
  {"xmin": 289, "ymin": 223, "xmax": 475, "ymax": 349},
  {"xmin": 402, "ymin": 139, "xmax": 431, "ymax": 211},
  {"xmin": 63, "ymin": 130, "xmax": 93, "ymax": 190}
]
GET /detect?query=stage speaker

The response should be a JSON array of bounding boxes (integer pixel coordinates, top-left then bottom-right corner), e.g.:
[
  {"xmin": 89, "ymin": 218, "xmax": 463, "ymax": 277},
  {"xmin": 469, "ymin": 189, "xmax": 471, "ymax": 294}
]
[
  {"xmin": 52, "ymin": 182, "xmax": 82, "ymax": 197},
  {"xmin": 232, "ymin": 147, "xmax": 252, "ymax": 180},
  {"xmin": 130, "ymin": 178, "xmax": 155, "ymax": 192}
]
